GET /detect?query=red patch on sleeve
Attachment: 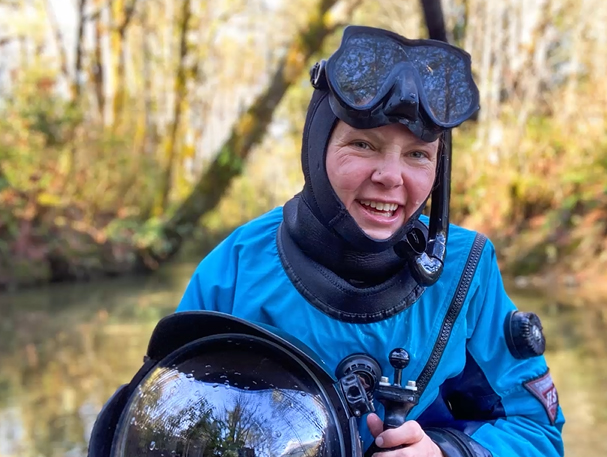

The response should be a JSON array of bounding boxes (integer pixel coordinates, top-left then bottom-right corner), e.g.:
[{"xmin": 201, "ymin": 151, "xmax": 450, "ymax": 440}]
[{"xmin": 523, "ymin": 370, "xmax": 559, "ymax": 425}]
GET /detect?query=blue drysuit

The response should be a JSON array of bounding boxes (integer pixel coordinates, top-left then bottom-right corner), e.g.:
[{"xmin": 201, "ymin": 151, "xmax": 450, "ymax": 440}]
[{"xmin": 176, "ymin": 207, "xmax": 565, "ymax": 456}]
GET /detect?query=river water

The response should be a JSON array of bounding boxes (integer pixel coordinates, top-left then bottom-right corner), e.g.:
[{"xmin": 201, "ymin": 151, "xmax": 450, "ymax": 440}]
[{"xmin": 0, "ymin": 261, "xmax": 605, "ymax": 456}]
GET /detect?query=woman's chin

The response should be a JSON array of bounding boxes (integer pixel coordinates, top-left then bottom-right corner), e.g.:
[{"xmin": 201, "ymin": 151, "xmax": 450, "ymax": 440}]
[
  {"xmin": 349, "ymin": 203, "xmax": 403, "ymax": 241},
  {"xmin": 359, "ymin": 226, "xmax": 397, "ymax": 240}
]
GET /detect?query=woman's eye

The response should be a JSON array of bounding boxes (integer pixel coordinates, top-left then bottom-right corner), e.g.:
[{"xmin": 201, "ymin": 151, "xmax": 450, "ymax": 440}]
[
  {"xmin": 352, "ymin": 141, "xmax": 372, "ymax": 150},
  {"xmin": 409, "ymin": 150, "xmax": 428, "ymax": 159}
]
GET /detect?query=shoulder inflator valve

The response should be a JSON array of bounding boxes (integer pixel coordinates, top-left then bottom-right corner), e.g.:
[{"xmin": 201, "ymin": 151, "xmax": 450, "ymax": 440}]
[{"xmin": 504, "ymin": 310, "xmax": 546, "ymax": 359}]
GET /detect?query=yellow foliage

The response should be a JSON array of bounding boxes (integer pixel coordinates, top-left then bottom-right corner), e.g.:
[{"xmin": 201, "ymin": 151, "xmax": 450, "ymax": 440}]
[{"xmin": 37, "ymin": 192, "xmax": 62, "ymax": 207}]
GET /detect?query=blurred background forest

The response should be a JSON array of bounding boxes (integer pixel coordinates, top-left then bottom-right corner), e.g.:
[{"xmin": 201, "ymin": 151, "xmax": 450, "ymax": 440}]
[
  {"xmin": 1, "ymin": 0, "xmax": 607, "ymax": 456},
  {"xmin": 0, "ymin": 0, "xmax": 606, "ymax": 291}
]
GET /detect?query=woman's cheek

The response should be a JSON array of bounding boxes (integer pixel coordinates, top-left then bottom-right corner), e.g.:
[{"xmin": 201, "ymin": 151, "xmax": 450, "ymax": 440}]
[
  {"xmin": 336, "ymin": 166, "xmax": 367, "ymax": 191},
  {"xmin": 414, "ymin": 167, "xmax": 436, "ymax": 193}
]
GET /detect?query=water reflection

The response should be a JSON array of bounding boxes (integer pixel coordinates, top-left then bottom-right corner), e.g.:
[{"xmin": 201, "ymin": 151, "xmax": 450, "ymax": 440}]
[
  {"xmin": 0, "ymin": 262, "xmax": 196, "ymax": 457},
  {"xmin": 0, "ymin": 265, "xmax": 605, "ymax": 456},
  {"xmin": 508, "ymin": 286, "xmax": 607, "ymax": 455}
]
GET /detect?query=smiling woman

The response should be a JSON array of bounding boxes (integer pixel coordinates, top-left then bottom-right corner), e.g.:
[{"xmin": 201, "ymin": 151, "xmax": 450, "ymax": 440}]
[{"xmin": 326, "ymin": 121, "xmax": 439, "ymax": 240}]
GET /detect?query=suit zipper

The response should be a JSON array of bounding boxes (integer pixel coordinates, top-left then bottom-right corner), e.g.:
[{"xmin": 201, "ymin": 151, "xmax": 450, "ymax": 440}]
[{"xmin": 415, "ymin": 233, "xmax": 487, "ymax": 394}]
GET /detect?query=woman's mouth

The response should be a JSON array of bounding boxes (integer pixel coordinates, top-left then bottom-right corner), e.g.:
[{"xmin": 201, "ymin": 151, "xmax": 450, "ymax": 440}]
[{"xmin": 357, "ymin": 200, "xmax": 401, "ymax": 218}]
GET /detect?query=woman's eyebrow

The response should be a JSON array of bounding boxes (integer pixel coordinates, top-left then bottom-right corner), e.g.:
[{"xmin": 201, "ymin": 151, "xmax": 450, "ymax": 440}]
[{"xmin": 347, "ymin": 129, "xmax": 435, "ymax": 150}]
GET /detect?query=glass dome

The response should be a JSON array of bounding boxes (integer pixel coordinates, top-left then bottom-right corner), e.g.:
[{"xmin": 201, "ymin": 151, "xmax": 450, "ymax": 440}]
[{"xmin": 111, "ymin": 335, "xmax": 344, "ymax": 457}]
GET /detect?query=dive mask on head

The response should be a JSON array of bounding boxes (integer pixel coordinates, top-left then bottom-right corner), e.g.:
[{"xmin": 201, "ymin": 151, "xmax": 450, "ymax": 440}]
[{"xmin": 310, "ymin": 25, "xmax": 479, "ymax": 142}]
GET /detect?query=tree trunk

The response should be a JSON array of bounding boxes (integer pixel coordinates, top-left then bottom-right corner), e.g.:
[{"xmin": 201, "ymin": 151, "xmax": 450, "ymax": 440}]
[
  {"xmin": 73, "ymin": 0, "xmax": 87, "ymax": 101},
  {"xmin": 156, "ymin": 0, "xmax": 192, "ymax": 214},
  {"xmin": 43, "ymin": 0, "xmax": 71, "ymax": 83},
  {"xmin": 92, "ymin": 6, "xmax": 105, "ymax": 123},
  {"xmin": 110, "ymin": 0, "xmax": 138, "ymax": 127},
  {"xmin": 139, "ymin": 0, "xmax": 346, "ymax": 266},
  {"xmin": 141, "ymin": 1, "xmax": 155, "ymax": 156}
]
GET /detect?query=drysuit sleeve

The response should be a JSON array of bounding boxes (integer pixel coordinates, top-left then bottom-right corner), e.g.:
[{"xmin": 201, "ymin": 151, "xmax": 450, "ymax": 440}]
[
  {"xmin": 428, "ymin": 240, "xmax": 565, "ymax": 457},
  {"xmin": 175, "ymin": 234, "xmax": 239, "ymax": 314}
]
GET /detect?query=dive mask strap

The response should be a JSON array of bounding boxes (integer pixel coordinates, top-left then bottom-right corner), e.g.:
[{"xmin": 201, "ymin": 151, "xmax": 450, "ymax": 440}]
[{"xmin": 310, "ymin": 60, "xmax": 329, "ymax": 91}]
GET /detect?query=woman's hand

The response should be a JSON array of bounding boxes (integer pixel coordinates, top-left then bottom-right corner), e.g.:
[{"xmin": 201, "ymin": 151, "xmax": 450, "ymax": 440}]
[{"xmin": 367, "ymin": 413, "xmax": 444, "ymax": 457}]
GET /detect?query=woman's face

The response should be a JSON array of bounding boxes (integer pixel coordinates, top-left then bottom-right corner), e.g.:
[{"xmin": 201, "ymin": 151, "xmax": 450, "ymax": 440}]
[{"xmin": 326, "ymin": 121, "xmax": 439, "ymax": 240}]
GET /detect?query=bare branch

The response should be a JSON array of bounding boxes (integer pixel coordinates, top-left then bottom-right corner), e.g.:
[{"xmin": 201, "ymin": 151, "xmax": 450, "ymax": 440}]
[
  {"xmin": 0, "ymin": 37, "xmax": 15, "ymax": 47},
  {"xmin": 43, "ymin": 0, "xmax": 71, "ymax": 80},
  {"xmin": 117, "ymin": 0, "xmax": 139, "ymax": 35},
  {"xmin": 325, "ymin": 0, "xmax": 365, "ymax": 34},
  {"xmin": 83, "ymin": 8, "xmax": 102, "ymax": 21}
]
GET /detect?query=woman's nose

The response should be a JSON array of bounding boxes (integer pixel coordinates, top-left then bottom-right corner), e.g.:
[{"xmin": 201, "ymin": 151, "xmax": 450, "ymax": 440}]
[{"xmin": 371, "ymin": 156, "xmax": 404, "ymax": 188}]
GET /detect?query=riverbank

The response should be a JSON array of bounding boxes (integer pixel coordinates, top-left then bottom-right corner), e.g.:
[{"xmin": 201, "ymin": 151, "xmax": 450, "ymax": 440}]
[
  {"xmin": 3, "ymin": 217, "xmax": 607, "ymax": 308},
  {"xmin": 505, "ymin": 268, "xmax": 607, "ymax": 310}
]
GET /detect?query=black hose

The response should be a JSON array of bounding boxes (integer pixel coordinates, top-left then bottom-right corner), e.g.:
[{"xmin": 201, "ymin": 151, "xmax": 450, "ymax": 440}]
[{"xmin": 404, "ymin": 0, "xmax": 452, "ymax": 287}]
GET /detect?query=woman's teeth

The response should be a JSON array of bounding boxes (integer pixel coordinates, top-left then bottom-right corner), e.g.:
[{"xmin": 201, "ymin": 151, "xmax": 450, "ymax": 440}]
[{"xmin": 359, "ymin": 200, "xmax": 398, "ymax": 217}]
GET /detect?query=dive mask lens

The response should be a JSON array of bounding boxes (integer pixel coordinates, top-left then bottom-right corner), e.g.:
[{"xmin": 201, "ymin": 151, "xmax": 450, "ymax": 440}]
[
  {"xmin": 330, "ymin": 34, "xmax": 399, "ymax": 108},
  {"xmin": 326, "ymin": 26, "xmax": 479, "ymax": 128}
]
